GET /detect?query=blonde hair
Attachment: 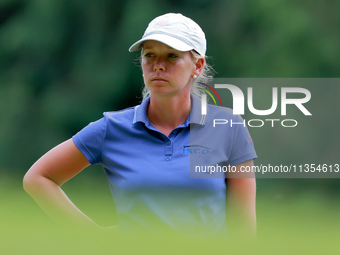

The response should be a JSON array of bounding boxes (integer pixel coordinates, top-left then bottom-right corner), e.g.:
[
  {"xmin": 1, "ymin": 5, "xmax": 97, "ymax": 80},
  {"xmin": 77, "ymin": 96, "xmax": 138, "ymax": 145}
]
[{"xmin": 141, "ymin": 50, "xmax": 215, "ymax": 100}]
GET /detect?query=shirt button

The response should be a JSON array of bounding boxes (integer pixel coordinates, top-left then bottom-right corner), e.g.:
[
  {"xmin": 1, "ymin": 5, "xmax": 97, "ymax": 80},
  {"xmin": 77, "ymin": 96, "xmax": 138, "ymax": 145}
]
[
  {"xmin": 173, "ymin": 130, "xmax": 178, "ymax": 135},
  {"xmin": 166, "ymin": 140, "xmax": 171, "ymax": 146}
]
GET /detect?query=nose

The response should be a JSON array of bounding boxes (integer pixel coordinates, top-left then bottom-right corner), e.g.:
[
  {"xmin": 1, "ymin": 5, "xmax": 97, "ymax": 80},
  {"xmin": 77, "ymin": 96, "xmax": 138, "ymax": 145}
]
[{"xmin": 153, "ymin": 57, "xmax": 165, "ymax": 72}]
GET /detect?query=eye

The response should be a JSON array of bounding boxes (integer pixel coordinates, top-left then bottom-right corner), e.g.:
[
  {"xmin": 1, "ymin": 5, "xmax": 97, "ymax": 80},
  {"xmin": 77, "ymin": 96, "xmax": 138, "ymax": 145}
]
[
  {"xmin": 143, "ymin": 53, "xmax": 153, "ymax": 58},
  {"xmin": 168, "ymin": 53, "xmax": 178, "ymax": 58}
]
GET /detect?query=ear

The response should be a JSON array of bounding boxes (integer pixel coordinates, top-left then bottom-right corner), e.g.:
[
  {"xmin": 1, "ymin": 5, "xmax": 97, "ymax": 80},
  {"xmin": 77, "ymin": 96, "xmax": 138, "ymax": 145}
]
[{"xmin": 192, "ymin": 58, "xmax": 205, "ymax": 77}]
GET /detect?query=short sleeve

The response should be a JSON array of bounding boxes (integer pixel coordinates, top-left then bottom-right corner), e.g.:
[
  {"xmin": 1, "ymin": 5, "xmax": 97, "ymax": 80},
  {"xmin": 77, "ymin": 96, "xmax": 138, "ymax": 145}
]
[
  {"xmin": 227, "ymin": 115, "xmax": 257, "ymax": 166},
  {"xmin": 72, "ymin": 117, "xmax": 107, "ymax": 165}
]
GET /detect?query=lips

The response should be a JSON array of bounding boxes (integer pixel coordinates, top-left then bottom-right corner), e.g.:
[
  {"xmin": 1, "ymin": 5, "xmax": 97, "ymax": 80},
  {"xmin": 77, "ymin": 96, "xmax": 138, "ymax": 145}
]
[{"xmin": 151, "ymin": 77, "xmax": 168, "ymax": 82}]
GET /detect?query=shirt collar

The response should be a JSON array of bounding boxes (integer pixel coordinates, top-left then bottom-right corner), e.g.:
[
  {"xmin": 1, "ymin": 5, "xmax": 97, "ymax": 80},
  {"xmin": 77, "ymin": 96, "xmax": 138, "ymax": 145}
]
[
  {"xmin": 190, "ymin": 94, "xmax": 207, "ymax": 125},
  {"xmin": 133, "ymin": 94, "xmax": 206, "ymax": 126},
  {"xmin": 133, "ymin": 97, "xmax": 150, "ymax": 125}
]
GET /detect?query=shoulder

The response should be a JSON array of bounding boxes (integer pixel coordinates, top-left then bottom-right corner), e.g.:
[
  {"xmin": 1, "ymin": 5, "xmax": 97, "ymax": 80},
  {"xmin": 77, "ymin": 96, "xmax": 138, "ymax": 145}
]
[
  {"xmin": 202, "ymin": 104, "xmax": 249, "ymax": 138},
  {"xmin": 102, "ymin": 106, "xmax": 138, "ymax": 125},
  {"xmin": 72, "ymin": 105, "xmax": 139, "ymax": 153},
  {"xmin": 103, "ymin": 106, "xmax": 136, "ymax": 119},
  {"xmin": 206, "ymin": 103, "xmax": 241, "ymax": 122},
  {"xmin": 75, "ymin": 105, "xmax": 138, "ymax": 135}
]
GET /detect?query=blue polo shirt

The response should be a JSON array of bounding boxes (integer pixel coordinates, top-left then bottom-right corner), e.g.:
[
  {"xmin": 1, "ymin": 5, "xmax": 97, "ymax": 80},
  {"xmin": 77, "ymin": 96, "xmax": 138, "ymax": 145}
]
[{"xmin": 72, "ymin": 95, "xmax": 257, "ymax": 235}]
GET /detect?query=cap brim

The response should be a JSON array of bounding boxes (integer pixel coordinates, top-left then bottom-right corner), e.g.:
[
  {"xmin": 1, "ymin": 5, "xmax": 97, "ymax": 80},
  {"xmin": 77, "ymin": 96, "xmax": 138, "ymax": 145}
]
[{"xmin": 129, "ymin": 34, "xmax": 193, "ymax": 53}]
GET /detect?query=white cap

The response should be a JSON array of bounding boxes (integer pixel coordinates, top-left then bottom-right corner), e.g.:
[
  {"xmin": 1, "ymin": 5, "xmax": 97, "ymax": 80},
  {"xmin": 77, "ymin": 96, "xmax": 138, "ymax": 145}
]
[{"xmin": 129, "ymin": 13, "xmax": 206, "ymax": 57}]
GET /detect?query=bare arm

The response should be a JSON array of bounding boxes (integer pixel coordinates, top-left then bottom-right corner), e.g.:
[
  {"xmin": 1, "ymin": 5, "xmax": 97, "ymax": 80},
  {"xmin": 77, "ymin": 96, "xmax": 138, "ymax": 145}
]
[
  {"xmin": 226, "ymin": 159, "xmax": 256, "ymax": 235},
  {"xmin": 23, "ymin": 138, "xmax": 98, "ymax": 228}
]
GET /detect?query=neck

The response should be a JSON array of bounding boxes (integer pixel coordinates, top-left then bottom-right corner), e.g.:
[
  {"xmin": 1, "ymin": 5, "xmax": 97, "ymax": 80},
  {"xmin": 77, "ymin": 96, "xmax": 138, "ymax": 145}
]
[{"xmin": 147, "ymin": 92, "xmax": 191, "ymax": 136}]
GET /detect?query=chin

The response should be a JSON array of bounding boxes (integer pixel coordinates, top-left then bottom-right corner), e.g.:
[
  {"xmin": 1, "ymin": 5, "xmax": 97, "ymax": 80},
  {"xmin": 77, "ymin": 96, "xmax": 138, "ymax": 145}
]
[{"xmin": 148, "ymin": 85, "xmax": 169, "ymax": 94}]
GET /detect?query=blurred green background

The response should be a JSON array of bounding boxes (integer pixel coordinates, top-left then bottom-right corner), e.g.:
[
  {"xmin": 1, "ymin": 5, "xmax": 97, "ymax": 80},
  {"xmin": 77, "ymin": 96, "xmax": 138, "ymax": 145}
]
[{"xmin": 1, "ymin": 0, "xmax": 339, "ymax": 253}]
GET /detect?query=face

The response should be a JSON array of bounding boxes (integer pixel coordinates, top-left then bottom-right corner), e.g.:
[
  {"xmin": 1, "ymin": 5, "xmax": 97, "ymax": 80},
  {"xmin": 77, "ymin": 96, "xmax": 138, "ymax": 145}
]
[{"xmin": 141, "ymin": 40, "xmax": 202, "ymax": 98}]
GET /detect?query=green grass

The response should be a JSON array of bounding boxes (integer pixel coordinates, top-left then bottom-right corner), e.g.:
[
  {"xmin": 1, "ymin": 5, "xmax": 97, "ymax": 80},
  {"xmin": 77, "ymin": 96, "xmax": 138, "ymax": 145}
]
[{"xmin": 2, "ymin": 176, "xmax": 340, "ymax": 254}]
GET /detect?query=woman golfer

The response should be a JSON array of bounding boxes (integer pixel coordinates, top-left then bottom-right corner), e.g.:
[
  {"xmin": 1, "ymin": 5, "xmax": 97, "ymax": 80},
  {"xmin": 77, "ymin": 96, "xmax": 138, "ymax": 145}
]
[{"xmin": 23, "ymin": 13, "xmax": 257, "ymax": 236}]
